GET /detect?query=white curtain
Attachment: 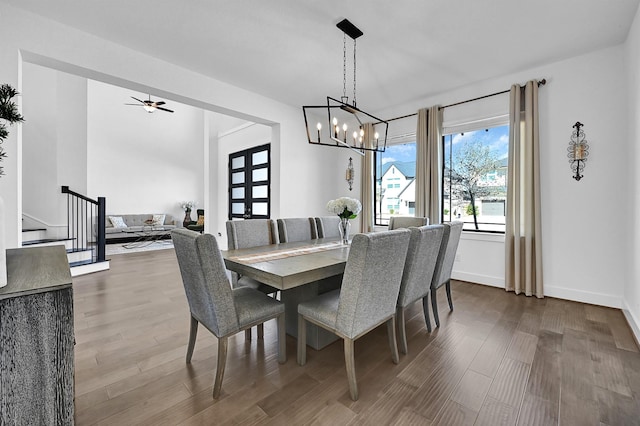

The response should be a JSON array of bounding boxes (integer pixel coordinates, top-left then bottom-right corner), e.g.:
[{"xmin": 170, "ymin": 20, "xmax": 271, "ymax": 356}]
[
  {"xmin": 415, "ymin": 106, "xmax": 442, "ymax": 224},
  {"xmin": 505, "ymin": 80, "xmax": 543, "ymax": 297},
  {"xmin": 360, "ymin": 123, "xmax": 375, "ymax": 233}
]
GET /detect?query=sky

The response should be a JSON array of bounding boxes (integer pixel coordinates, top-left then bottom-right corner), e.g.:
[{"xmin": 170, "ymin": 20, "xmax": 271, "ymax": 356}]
[{"xmin": 377, "ymin": 124, "xmax": 509, "ymax": 166}]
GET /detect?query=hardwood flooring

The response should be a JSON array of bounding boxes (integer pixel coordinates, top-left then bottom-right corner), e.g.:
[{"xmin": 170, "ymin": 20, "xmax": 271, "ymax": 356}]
[{"xmin": 72, "ymin": 249, "xmax": 640, "ymax": 425}]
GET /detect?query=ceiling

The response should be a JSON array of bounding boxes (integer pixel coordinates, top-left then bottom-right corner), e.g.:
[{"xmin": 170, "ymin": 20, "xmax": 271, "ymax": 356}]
[{"xmin": 4, "ymin": 0, "xmax": 640, "ymax": 113}]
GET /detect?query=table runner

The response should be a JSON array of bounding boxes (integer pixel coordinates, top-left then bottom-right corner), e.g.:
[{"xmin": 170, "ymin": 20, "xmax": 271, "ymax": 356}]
[{"xmin": 228, "ymin": 241, "xmax": 345, "ymax": 264}]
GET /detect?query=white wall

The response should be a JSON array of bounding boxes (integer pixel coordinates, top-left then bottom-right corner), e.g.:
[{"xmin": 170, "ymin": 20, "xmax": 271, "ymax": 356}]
[
  {"xmin": 379, "ymin": 45, "xmax": 629, "ymax": 309},
  {"xmin": 87, "ymin": 80, "xmax": 204, "ymax": 223},
  {"xmin": 21, "ymin": 63, "xmax": 88, "ymax": 238},
  {"xmin": 625, "ymin": 5, "xmax": 640, "ymax": 341}
]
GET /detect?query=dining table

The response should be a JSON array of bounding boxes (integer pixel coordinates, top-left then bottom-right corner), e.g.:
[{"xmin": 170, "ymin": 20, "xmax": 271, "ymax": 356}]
[{"xmin": 221, "ymin": 237, "xmax": 350, "ymax": 350}]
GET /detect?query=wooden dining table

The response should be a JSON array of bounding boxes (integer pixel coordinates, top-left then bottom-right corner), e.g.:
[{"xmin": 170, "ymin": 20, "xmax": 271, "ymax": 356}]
[{"xmin": 221, "ymin": 237, "xmax": 350, "ymax": 349}]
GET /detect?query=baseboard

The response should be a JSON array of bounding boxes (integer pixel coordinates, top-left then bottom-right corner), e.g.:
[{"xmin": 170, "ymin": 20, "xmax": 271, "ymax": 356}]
[
  {"xmin": 543, "ymin": 284, "xmax": 622, "ymax": 308},
  {"xmin": 452, "ymin": 273, "xmax": 624, "ymax": 309},
  {"xmin": 70, "ymin": 260, "xmax": 110, "ymax": 277},
  {"xmin": 622, "ymin": 301, "xmax": 640, "ymax": 349},
  {"xmin": 452, "ymin": 271, "xmax": 503, "ymax": 288}
]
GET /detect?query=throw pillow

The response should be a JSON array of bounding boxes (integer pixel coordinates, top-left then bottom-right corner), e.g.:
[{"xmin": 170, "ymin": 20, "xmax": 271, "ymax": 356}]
[
  {"xmin": 151, "ymin": 214, "xmax": 166, "ymax": 226},
  {"xmin": 196, "ymin": 214, "xmax": 205, "ymax": 226},
  {"xmin": 109, "ymin": 216, "xmax": 128, "ymax": 228}
]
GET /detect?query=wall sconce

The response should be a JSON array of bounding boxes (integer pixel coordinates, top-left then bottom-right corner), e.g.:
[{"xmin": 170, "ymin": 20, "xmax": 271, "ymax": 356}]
[
  {"xmin": 567, "ymin": 121, "xmax": 589, "ymax": 181},
  {"xmin": 346, "ymin": 157, "xmax": 354, "ymax": 191}
]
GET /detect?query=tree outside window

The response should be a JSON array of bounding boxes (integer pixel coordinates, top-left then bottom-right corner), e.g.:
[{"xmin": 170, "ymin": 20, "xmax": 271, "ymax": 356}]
[{"xmin": 443, "ymin": 125, "xmax": 509, "ymax": 233}]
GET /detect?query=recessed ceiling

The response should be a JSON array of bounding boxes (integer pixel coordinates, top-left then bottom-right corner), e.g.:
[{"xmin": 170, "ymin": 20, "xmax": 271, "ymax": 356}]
[{"xmin": 4, "ymin": 0, "xmax": 639, "ymax": 113}]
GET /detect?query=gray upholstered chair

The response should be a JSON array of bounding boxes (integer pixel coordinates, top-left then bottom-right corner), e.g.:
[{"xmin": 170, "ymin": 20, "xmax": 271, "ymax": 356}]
[
  {"xmin": 277, "ymin": 217, "xmax": 318, "ymax": 243},
  {"xmin": 226, "ymin": 219, "xmax": 279, "ymax": 291},
  {"xmin": 314, "ymin": 216, "xmax": 342, "ymax": 238},
  {"xmin": 396, "ymin": 225, "xmax": 444, "ymax": 353},
  {"xmin": 388, "ymin": 216, "xmax": 429, "ymax": 230},
  {"xmin": 171, "ymin": 229, "xmax": 286, "ymax": 399},
  {"xmin": 226, "ymin": 219, "xmax": 280, "ymax": 339},
  {"xmin": 297, "ymin": 229, "xmax": 411, "ymax": 401},
  {"xmin": 430, "ymin": 221, "xmax": 464, "ymax": 328}
]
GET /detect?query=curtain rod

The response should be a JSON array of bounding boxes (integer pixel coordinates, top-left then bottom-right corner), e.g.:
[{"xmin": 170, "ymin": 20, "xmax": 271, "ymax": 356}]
[{"xmin": 386, "ymin": 78, "xmax": 546, "ymax": 122}]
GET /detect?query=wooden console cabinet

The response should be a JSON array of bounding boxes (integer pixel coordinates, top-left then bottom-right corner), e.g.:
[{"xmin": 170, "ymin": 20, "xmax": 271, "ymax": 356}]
[{"xmin": 0, "ymin": 245, "xmax": 74, "ymax": 425}]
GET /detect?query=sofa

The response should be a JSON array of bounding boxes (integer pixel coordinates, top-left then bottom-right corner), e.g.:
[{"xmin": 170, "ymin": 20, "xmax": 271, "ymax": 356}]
[{"xmin": 102, "ymin": 213, "xmax": 177, "ymax": 243}]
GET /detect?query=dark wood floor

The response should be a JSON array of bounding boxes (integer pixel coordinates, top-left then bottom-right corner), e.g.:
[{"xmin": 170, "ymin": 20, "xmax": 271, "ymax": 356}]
[{"xmin": 72, "ymin": 248, "xmax": 640, "ymax": 425}]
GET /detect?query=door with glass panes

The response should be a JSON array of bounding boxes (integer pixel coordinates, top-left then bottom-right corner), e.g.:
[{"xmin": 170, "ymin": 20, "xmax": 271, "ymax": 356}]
[{"xmin": 228, "ymin": 144, "xmax": 270, "ymax": 220}]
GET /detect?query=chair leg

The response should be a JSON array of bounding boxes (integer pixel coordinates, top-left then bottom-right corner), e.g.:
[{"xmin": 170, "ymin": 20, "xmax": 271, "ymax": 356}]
[
  {"xmin": 245, "ymin": 328, "xmax": 252, "ymax": 341},
  {"xmin": 431, "ymin": 287, "xmax": 440, "ymax": 328},
  {"xmin": 422, "ymin": 295, "xmax": 432, "ymax": 333},
  {"xmin": 297, "ymin": 314, "xmax": 307, "ymax": 366},
  {"xmin": 396, "ymin": 307, "xmax": 408, "ymax": 355},
  {"xmin": 446, "ymin": 280, "xmax": 454, "ymax": 311},
  {"xmin": 258, "ymin": 323, "xmax": 264, "ymax": 339},
  {"xmin": 212, "ymin": 337, "xmax": 228, "ymax": 399},
  {"xmin": 344, "ymin": 338, "xmax": 358, "ymax": 401},
  {"xmin": 387, "ymin": 317, "xmax": 399, "ymax": 364},
  {"xmin": 277, "ymin": 314, "xmax": 286, "ymax": 364},
  {"xmin": 186, "ymin": 316, "xmax": 198, "ymax": 363}
]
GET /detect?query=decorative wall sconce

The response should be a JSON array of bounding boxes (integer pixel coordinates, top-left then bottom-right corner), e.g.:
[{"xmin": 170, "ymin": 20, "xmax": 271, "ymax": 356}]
[
  {"xmin": 567, "ymin": 121, "xmax": 589, "ymax": 181},
  {"xmin": 346, "ymin": 157, "xmax": 354, "ymax": 191}
]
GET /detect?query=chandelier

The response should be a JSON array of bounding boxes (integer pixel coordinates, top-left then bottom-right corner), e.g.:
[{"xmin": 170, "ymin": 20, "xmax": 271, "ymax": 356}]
[{"xmin": 302, "ymin": 19, "xmax": 388, "ymax": 156}]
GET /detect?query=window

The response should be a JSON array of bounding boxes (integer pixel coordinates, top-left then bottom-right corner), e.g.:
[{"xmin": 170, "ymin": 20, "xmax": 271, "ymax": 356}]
[
  {"xmin": 442, "ymin": 124, "xmax": 508, "ymax": 233},
  {"xmin": 374, "ymin": 142, "xmax": 416, "ymax": 225}
]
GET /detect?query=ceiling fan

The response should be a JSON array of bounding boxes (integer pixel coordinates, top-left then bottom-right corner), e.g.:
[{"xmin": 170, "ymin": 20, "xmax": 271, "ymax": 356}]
[{"xmin": 125, "ymin": 95, "xmax": 174, "ymax": 113}]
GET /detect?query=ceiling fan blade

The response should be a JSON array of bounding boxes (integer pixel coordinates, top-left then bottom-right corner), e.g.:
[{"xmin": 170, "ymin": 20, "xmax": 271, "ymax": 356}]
[
  {"xmin": 154, "ymin": 101, "xmax": 166, "ymax": 106},
  {"xmin": 124, "ymin": 103, "xmax": 141, "ymax": 106},
  {"xmin": 157, "ymin": 106, "xmax": 174, "ymax": 113},
  {"xmin": 132, "ymin": 96, "xmax": 147, "ymax": 104}
]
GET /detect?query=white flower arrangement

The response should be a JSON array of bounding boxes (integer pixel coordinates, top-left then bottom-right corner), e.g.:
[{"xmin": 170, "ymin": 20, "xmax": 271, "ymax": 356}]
[
  {"xmin": 179, "ymin": 201, "xmax": 197, "ymax": 211},
  {"xmin": 327, "ymin": 197, "xmax": 362, "ymax": 219}
]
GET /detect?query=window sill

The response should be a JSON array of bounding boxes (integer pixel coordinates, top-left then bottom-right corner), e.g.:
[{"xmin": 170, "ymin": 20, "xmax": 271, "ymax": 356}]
[{"xmin": 461, "ymin": 231, "xmax": 505, "ymax": 243}]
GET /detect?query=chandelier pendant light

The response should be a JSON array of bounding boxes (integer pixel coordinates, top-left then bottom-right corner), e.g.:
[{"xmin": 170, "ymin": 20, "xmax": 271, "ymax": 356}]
[{"xmin": 303, "ymin": 19, "xmax": 388, "ymax": 156}]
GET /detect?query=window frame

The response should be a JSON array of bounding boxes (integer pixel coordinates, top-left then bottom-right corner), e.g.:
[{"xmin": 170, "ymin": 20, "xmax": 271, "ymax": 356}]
[
  {"xmin": 441, "ymin": 117, "xmax": 509, "ymax": 234},
  {"xmin": 374, "ymin": 139, "xmax": 417, "ymax": 226}
]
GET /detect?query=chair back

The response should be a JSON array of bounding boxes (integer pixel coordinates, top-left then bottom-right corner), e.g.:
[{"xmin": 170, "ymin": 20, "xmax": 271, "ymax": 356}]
[
  {"xmin": 397, "ymin": 225, "xmax": 444, "ymax": 308},
  {"xmin": 172, "ymin": 229, "xmax": 239, "ymax": 337},
  {"xmin": 388, "ymin": 216, "xmax": 429, "ymax": 230},
  {"xmin": 315, "ymin": 216, "xmax": 342, "ymax": 238},
  {"xmin": 336, "ymin": 230, "xmax": 411, "ymax": 338},
  {"xmin": 277, "ymin": 218, "xmax": 318, "ymax": 243},
  {"xmin": 431, "ymin": 221, "xmax": 464, "ymax": 290},
  {"xmin": 226, "ymin": 219, "xmax": 279, "ymax": 249}
]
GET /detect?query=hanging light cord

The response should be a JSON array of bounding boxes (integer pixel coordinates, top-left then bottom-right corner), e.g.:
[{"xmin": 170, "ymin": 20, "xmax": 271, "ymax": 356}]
[
  {"xmin": 353, "ymin": 38, "xmax": 357, "ymax": 107},
  {"xmin": 342, "ymin": 33, "xmax": 348, "ymax": 104},
  {"xmin": 341, "ymin": 32, "xmax": 358, "ymax": 107}
]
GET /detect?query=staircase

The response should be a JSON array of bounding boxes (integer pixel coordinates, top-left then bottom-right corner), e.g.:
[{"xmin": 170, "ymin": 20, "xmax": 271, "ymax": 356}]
[{"xmin": 21, "ymin": 187, "xmax": 110, "ymax": 276}]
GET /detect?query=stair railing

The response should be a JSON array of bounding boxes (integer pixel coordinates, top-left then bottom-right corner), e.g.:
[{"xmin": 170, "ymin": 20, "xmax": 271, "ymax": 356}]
[{"xmin": 61, "ymin": 186, "xmax": 106, "ymax": 263}]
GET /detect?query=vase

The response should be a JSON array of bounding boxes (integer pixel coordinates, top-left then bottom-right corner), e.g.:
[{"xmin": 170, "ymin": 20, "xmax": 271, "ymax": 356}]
[
  {"xmin": 338, "ymin": 217, "xmax": 351, "ymax": 244},
  {"xmin": 183, "ymin": 209, "xmax": 192, "ymax": 228},
  {"xmin": 0, "ymin": 195, "xmax": 6, "ymax": 287}
]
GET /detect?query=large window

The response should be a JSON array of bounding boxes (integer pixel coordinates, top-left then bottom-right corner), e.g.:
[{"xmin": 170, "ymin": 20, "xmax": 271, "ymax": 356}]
[
  {"xmin": 374, "ymin": 142, "xmax": 416, "ymax": 225},
  {"xmin": 442, "ymin": 124, "xmax": 509, "ymax": 233}
]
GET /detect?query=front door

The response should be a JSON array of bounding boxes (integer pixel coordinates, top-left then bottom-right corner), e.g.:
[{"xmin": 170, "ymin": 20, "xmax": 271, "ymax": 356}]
[{"xmin": 228, "ymin": 143, "xmax": 271, "ymax": 220}]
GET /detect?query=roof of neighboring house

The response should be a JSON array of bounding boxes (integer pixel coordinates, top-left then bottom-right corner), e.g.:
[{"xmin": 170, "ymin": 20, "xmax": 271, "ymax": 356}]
[
  {"xmin": 379, "ymin": 161, "xmax": 416, "ymax": 179},
  {"xmin": 398, "ymin": 178, "xmax": 416, "ymax": 198}
]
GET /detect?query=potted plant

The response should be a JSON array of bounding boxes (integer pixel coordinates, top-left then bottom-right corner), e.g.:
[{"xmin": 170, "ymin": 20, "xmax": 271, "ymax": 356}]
[
  {"xmin": 0, "ymin": 83, "xmax": 24, "ymax": 287},
  {"xmin": 0, "ymin": 83, "xmax": 24, "ymax": 176}
]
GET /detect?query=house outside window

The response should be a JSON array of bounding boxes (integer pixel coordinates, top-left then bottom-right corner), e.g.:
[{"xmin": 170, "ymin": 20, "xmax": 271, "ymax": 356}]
[
  {"xmin": 442, "ymin": 123, "xmax": 509, "ymax": 233},
  {"xmin": 375, "ymin": 142, "xmax": 416, "ymax": 225}
]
